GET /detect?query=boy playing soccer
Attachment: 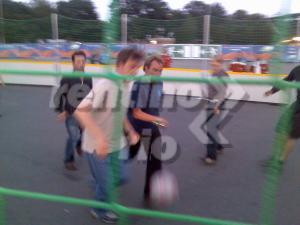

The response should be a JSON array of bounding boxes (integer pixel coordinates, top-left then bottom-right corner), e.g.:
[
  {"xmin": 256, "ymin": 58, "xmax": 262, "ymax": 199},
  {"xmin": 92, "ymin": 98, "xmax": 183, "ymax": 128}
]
[{"xmin": 75, "ymin": 48, "xmax": 144, "ymax": 223}]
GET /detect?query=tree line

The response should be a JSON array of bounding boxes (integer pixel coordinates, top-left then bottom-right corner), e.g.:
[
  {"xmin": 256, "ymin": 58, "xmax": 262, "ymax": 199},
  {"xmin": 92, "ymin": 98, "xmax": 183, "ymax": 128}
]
[{"xmin": 1, "ymin": 0, "xmax": 298, "ymax": 44}]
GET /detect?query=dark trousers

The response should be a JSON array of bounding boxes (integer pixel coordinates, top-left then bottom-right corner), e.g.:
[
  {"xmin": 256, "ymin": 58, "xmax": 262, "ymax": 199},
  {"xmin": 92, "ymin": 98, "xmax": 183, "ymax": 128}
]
[
  {"xmin": 206, "ymin": 104, "xmax": 224, "ymax": 160},
  {"xmin": 129, "ymin": 128, "xmax": 162, "ymax": 198}
]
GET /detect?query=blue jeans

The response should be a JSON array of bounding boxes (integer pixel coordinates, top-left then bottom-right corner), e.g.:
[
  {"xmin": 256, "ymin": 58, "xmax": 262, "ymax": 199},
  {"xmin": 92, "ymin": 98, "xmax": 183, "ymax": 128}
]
[
  {"xmin": 64, "ymin": 115, "xmax": 81, "ymax": 163},
  {"xmin": 85, "ymin": 149, "xmax": 129, "ymax": 216}
]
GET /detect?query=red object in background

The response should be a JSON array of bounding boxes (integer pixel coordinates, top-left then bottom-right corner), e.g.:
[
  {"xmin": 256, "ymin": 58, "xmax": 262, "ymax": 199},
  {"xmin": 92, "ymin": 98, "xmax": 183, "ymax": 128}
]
[
  {"xmin": 229, "ymin": 63, "xmax": 246, "ymax": 72},
  {"xmin": 230, "ymin": 62, "xmax": 269, "ymax": 74},
  {"xmin": 161, "ymin": 53, "xmax": 172, "ymax": 68},
  {"xmin": 249, "ymin": 65, "xmax": 255, "ymax": 73},
  {"xmin": 260, "ymin": 64, "xmax": 269, "ymax": 74}
]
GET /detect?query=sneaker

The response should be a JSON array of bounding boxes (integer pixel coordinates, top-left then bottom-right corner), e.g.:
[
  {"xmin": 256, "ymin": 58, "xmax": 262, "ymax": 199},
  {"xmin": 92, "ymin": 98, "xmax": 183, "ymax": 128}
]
[
  {"xmin": 90, "ymin": 209, "xmax": 100, "ymax": 220},
  {"xmin": 64, "ymin": 162, "xmax": 77, "ymax": 171},
  {"xmin": 90, "ymin": 210, "xmax": 118, "ymax": 224},
  {"xmin": 202, "ymin": 157, "xmax": 216, "ymax": 165},
  {"xmin": 102, "ymin": 211, "xmax": 119, "ymax": 224}
]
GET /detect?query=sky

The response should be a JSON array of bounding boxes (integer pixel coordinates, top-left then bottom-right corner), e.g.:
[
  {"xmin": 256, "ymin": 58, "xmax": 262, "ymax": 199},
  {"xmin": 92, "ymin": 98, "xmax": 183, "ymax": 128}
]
[{"xmin": 15, "ymin": 0, "xmax": 300, "ymax": 20}]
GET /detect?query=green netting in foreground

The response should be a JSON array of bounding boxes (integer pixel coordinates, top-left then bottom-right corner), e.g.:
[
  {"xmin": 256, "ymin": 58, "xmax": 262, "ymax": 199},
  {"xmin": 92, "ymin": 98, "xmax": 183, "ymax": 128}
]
[
  {"xmin": 0, "ymin": 0, "xmax": 297, "ymax": 225},
  {"xmin": 0, "ymin": 69, "xmax": 298, "ymax": 225}
]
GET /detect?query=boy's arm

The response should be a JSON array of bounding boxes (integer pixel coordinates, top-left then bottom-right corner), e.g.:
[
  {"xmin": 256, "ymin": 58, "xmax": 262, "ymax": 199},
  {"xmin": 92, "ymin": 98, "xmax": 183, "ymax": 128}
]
[
  {"xmin": 74, "ymin": 90, "xmax": 108, "ymax": 158},
  {"xmin": 0, "ymin": 75, "xmax": 5, "ymax": 86},
  {"xmin": 55, "ymin": 78, "xmax": 69, "ymax": 121},
  {"xmin": 132, "ymin": 108, "xmax": 167, "ymax": 126},
  {"xmin": 266, "ymin": 69, "xmax": 296, "ymax": 96},
  {"xmin": 123, "ymin": 117, "xmax": 139, "ymax": 145}
]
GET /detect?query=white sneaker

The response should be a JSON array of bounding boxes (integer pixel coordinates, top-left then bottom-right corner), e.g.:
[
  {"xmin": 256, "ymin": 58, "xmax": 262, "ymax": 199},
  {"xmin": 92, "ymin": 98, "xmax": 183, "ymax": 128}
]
[
  {"xmin": 102, "ymin": 211, "xmax": 119, "ymax": 224},
  {"xmin": 90, "ymin": 210, "xmax": 118, "ymax": 224}
]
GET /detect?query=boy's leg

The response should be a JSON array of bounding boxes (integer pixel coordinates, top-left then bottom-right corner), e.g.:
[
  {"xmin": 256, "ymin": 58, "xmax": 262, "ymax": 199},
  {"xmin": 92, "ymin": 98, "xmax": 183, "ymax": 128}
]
[
  {"xmin": 118, "ymin": 148, "xmax": 129, "ymax": 185},
  {"xmin": 215, "ymin": 111, "xmax": 224, "ymax": 153},
  {"xmin": 144, "ymin": 128, "xmax": 162, "ymax": 200},
  {"xmin": 76, "ymin": 128, "xmax": 83, "ymax": 156},
  {"xmin": 279, "ymin": 137, "xmax": 296, "ymax": 162},
  {"xmin": 206, "ymin": 143, "xmax": 217, "ymax": 160},
  {"xmin": 85, "ymin": 149, "xmax": 128, "ymax": 217},
  {"xmin": 86, "ymin": 152, "xmax": 109, "ymax": 216},
  {"xmin": 206, "ymin": 111, "xmax": 218, "ymax": 161},
  {"xmin": 64, "ymin": 115, "xmax": 81, "ymax": 165}
]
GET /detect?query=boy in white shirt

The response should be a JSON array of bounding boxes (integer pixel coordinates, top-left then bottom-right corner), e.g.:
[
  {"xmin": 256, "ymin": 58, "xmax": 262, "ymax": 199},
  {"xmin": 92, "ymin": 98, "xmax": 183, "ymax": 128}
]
[{"xmin": 75, "ymin": 48, "xmax": 145, "ymax": 223}]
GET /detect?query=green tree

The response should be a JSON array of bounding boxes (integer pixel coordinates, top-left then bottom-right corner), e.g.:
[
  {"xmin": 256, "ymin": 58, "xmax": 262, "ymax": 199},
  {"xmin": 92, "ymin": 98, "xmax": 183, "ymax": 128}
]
[
  {"xmin": 122, "ymin": 0, "xmax": 172, "ymax": 19},
  {"xmin": 231, "ymin": 10, "xmax": 249, "ymax": 20},
  {"xmin": 2, "ymin": 0, "xmax": 51, "ymax": 43},
  {"xmin": 169, "ymin": 9, "xmax": 187, "ymax": 20},
  {"xmin": 183, "ymin": 1, "xmax": 208, "ymax": 17},
  {"xmin": 124, "ymin": 0, "xmax": 176, "ymax": 42},
  {"xmin": 30, "ymin": 0, "xmax": 54, "ymax": 17},
  {"xmin": 56, "ymin": 0, "xmax": 102, "ymax": 42},
  {"xmin": 57, "ymin": 0, "xmax": 98, "ymax": 20},
  {"xmin": 215, "ymin": 11, "xmax": 275, "ymax": 44},
  {"xmin": 210, "ymin": 3, "xmax": 226, "ymax": 17},
  {"xmin": 3, "ymin": 0, "xmax": 34, "ymax": 19}
]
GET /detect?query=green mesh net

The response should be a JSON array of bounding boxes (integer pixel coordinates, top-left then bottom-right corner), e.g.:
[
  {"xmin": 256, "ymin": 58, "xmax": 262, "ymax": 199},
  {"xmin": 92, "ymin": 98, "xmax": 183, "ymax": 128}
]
[{"xmin": 0, "ymin": 0, "xmax": 298, "ymax": 225}]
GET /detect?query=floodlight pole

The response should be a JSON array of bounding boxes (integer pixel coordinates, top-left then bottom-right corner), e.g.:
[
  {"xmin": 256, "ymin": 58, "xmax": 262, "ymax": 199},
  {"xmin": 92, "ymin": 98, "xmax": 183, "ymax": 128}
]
[
  {"xmin": 296, "ymin": 17, "xmax": 300, "ymax": 36},
  {"xmin": 51, "ymin": 13, "xmax": 59, "ymax": 40},
  {"xmin": 51, "ymin": 13, "xmax": 61, "ymax": 87},
  {"xmin": 203, "ymin": 5, "xmax": 211, "ymax": 44},
  {"xmin": 121, "ymin": 0, "xmax": 127, "ymax": 44},
  {"xmin": 0, "ymin": 0, "xmax": 5, "ymax": 43},
  {"xmin": 121, "ymin": 14, "xmax": 128, "ymax": 44}
]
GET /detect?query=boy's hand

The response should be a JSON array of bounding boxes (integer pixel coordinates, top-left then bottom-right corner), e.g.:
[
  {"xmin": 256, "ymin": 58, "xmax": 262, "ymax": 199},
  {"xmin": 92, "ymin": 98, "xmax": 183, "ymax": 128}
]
[
  {"xmin": 128, "ymin": 130, "xmax": 140, "ymax": 146},
  {"xmin": 96, "ymin": 136, "xmax": 109, "ymax": 159},
  {"xmin": 264, "ymin": 90, "xmax": 273, "ymax": 97},
  {"xmin": 213, "ymin": 107, "xmax": 220, "ymax": 115},
  {"xmin": 57, "ymin": 111, "xmax": 68, "ymax": 122},
  {"xmin": 154, "ymin": 117, "xmax": 169, "ymax": 127}
]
